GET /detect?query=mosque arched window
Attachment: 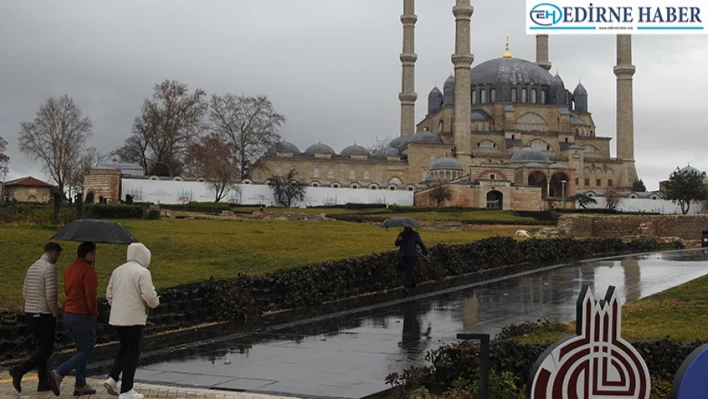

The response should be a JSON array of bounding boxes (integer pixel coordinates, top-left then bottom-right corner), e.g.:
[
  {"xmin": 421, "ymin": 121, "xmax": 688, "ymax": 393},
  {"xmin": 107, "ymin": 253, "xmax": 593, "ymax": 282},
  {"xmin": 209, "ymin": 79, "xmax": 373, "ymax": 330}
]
[
  {"xmin": 472, "ymin": 90, "xmax": 478, "ymax": 104},
  {"xmin": 275, "ymin": 165, "xmax": 283, "ymax": 175},
  {"xmin": 430, "ymin": 153, "xmax": 436, "ymax": 163},
  {"xmin": 540, "ymin": 89, "xmax": 546, "ymax": 104},
  {"xmin": 364, "ymin": 169, "xmax": 370, "ymax": 180},
  {"xmin": 312, "ymin": 167, "xmax": 320, "ymax": 178},
  {"xmin": 480, "ymin": 89, "xmax": 487, "ymax": 104},
  {"xmin": 511, "ymin": 88, "xmax": 517, "ymax": 103},
  {"xmin": 531, "ymin": 89, "xmax": 537, "ymax": 104},
  {"xmin": 490, "ymin": 88, "xmax": 496, "ymax": 102},
  {"xmin": 521, "ymin": 88, "xmax": 527, "ymax": 103},
  {"xmin": 349, "ymin": 168, "xmax": 356, "ymax": 179},
  {"xmin": 328, "ymin": 167, "xmax": 335, "ymax": 178}
]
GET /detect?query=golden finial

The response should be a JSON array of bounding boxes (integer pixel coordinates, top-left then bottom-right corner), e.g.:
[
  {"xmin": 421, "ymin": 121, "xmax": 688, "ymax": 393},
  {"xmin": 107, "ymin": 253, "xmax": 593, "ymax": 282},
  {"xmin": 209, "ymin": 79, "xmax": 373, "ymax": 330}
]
[{"xmin": 502, "ymin": 36, "xmax": 512, "ymax": 58}]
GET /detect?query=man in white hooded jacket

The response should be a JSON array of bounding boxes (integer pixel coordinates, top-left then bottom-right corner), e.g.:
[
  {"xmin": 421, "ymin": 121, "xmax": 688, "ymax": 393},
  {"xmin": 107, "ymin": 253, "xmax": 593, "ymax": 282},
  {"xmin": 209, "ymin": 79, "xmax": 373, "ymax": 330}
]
[{"xmin": 103, "ymin": 243, "xmax": 159, "ymax": 399}]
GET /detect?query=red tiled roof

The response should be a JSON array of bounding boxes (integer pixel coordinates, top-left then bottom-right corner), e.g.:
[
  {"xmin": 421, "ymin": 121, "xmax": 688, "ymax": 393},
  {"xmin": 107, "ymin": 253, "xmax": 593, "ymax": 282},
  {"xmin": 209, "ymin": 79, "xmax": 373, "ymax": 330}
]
[{"xmin": 4, "ymin": 176, "xmax": 55, "ymax": 188}]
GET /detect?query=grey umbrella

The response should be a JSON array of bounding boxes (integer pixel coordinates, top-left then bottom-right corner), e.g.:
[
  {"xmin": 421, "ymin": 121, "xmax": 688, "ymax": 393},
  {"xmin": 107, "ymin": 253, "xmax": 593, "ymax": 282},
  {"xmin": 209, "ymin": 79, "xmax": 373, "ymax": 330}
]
[
  {"xmin": 379, "ymin": 216, "xmax": 421, "ymax": 229},
  {"xmin": 51, "ymin": 219, "xmax": 138, "ymax": 244}
]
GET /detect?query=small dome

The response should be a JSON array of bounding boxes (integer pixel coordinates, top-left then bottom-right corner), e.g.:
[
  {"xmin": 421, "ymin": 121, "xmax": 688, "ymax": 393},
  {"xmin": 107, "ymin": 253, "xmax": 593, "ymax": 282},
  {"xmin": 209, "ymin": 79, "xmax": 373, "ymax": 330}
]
[
  {"xmin": 570, "ymin": 116, "xmax": 585, "ymax": 125},
  {"xmin": 573, "ymin": 82, "xmax": 587, "ymax": 96},
  {"xmin": 428, "ymin": 86, "xmax": 443, "ymax": 98},
  {"xmin": 409, "ymin": 131, "xmax": 444, "ymax": 145},
  {"xmin": 510, "ymin": 148, "xmax": 550, "ymax": 164},
  {"xmin": 444, "ymin": 74, "xmax": 455, "ymax": 88},
  {"xmin": 431, "ymin": 157, "xmax": 463, "ymax": 171},
  {"xmin": 679, "ymin": 165, "xmax": 703, "ymax": 176},
  {"xmin": 373, "ymin": 146, "xmax": 401, "ymax": 158},
  {"xmin": 389, "ymin": 136, "xmax": 411, "ymax": 148},
  {"xmin": 549, "ymin": 163, "xmax": 569, "ymax": 170},
  {"xmin": 471, "ymin": 109, "xmax": 492, "ymax": 121},
  {"xmin": 340, "ymin": 144, "xmax": 370, "ymax": 157},
  {"xmin": 304, "ymin": 143, "xmax": 336, "ymax": 155},
  {"xmin": 552, "ymin": 73, "xmax": 565, "ymax": 87},
  {"xmin": 268, "ymin": 141, "xmax": 300, "ymax": 154}
]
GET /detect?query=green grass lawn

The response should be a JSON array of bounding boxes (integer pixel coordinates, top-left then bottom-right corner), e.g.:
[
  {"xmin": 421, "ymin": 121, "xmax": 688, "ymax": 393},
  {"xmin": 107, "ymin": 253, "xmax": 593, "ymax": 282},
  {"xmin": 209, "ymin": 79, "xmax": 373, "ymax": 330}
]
[
  {"xmin": 0, "ymin": 219, "xmax": 529, "ymax": 312},
  {"xmin": 519, "ymin": 274, "xmax": 708, "ymax": 343}
]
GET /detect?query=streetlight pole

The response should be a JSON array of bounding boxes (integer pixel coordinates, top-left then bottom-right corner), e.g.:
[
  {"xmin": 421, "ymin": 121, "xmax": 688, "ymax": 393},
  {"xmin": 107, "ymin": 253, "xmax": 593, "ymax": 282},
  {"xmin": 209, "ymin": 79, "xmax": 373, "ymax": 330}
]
[{"xmin": 561, "ymin": 179, "xmax": 566, "ymax": 208}]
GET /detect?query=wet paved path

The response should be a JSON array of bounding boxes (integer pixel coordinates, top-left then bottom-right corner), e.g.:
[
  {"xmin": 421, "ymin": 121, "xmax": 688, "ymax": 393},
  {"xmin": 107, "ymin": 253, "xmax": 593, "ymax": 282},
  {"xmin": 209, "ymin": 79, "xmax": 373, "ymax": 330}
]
[
  {"xmin": 10, "ymin": 250, "xmax": 704, "ymax": 399},
  {"xmin": 0, "ymin": 372, "xmax": 301, "ymax": 399},
  {"xmin": 123, "ymin": 249, "xmax": 708, "ymax": 398}
]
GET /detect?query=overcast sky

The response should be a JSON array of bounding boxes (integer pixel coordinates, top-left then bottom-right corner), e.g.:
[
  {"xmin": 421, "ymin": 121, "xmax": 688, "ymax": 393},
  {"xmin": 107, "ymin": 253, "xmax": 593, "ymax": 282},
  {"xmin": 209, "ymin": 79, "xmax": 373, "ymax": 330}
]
[{"xmin": 1, "ymin": 1, "xmax": 706, "ymax": 190}]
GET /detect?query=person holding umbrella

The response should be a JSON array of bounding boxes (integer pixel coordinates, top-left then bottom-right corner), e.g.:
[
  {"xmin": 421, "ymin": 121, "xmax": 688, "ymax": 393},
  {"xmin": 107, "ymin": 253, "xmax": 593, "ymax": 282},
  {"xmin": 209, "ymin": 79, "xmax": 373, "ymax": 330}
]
[
  {"xmin": 10, "ymin": 242, "xmax": 62, "ymax": 393},
  {"xmin": 395, "ymin": 226, "xmax": 429, "ymax": 293},
  {"xmin": 47, "ymin": 242, "xmax": 99, "ymax": 396}
]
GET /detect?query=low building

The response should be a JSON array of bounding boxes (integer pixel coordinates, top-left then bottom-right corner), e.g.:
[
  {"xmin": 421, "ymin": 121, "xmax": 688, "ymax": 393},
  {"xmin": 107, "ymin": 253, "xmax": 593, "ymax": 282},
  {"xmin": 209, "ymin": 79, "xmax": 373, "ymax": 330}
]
[{"xmin": 3, "ymin": 176, "xmax": 56, "ymax": 202}]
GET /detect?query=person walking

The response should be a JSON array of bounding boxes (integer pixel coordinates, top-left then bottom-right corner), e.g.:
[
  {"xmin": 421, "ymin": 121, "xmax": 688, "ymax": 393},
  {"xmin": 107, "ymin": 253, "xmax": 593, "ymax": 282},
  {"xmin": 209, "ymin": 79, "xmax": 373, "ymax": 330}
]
[
  {"xmin": 103, "ymin": 243, "xmax": 160, "ymax": 399},
  {"xmin": 395, "ymin": 226, "xmax": 429, "ymax": 293},
  {"xmin": 9, "ymin": 242, "xmax": 63, "ymax": 393},
  {"xmin": 47, "ymin": 242, "xmax": 99, "ymax": 396}
]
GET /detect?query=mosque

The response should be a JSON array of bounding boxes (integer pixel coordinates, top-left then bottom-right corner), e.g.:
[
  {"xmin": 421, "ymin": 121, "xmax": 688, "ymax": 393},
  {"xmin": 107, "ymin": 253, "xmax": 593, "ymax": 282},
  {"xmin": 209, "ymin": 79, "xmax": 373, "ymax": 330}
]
[{"xmin": 250, "ymin": 0, "xmax": 640, "ymax": 210}]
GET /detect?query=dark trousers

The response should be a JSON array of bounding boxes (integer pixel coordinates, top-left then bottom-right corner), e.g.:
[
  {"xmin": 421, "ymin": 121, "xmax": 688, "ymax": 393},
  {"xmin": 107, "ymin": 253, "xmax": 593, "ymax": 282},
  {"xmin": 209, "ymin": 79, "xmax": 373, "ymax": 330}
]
[
  {"xmin": 56, "ymin": 313, "xmax": 96, "ymax": 387},
  {"xmin": 109, "ymin": 325, "xmax": 144, "ymax": 393},
  {"xmin": 18, "ymin": 313, "xmax": 56, "ymax": 381},
  {"xmin": 401, "ymin": 256, "xmax": 418, "ymax": 289}
]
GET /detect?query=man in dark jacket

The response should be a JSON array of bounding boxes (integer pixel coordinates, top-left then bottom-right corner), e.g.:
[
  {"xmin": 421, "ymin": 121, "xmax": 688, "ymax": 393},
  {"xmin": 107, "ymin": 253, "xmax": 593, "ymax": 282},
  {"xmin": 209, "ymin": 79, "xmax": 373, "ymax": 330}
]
[{"xmin": 395, "ymin": 227, "xmax": 429, "ymax": 292}]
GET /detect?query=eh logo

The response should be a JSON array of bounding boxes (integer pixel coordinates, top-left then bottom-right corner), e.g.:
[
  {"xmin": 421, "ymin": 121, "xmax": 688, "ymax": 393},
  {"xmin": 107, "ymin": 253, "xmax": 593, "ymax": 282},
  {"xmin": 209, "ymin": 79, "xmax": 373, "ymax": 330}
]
[{"xmin": 530, "ymin": 3, "xmax": 563, "ymax": 26}]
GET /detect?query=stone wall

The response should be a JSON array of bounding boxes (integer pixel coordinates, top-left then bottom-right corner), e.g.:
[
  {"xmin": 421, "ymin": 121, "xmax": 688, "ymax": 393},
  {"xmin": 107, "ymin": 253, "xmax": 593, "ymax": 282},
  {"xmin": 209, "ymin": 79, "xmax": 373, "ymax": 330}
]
[
  {"xmin": 414, "ymin": 183, "xmax": 543, "ymax": 211},
  {"xmin": 83, "ymin": 169, "xmax": 122, "ymax": 203},
  {"xmin": 558, "ymin": 214, "xmax": 708, "ymax": 243},
  {"xmin": 5, "ymin": 186, "xmax": 52, "ymax": 202}
]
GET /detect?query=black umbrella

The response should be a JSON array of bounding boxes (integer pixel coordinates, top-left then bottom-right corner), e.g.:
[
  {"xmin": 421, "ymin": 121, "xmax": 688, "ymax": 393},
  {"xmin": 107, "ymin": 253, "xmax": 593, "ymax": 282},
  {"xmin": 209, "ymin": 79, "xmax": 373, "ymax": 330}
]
[
  {"xmin": 51, "ymin": 219, "xmax": 138, "ymax": 244},
  {"xmin": 379, "ymin": 216, "xmax": 421, "ymax": 229}
]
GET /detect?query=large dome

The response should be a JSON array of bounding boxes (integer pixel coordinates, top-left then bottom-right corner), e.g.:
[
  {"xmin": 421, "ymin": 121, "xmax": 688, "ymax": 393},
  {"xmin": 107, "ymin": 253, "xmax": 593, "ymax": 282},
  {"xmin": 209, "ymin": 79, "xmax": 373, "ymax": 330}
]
[
  {"xmin": 409, "ymin": 131, "xmax": 444, "ymax": 145},
  {"xmin": 340, "ymin": 144, "xmax": 370, "ymax": 157},
  {"xmin": 304, "ymin": 143, "xmax": 336, "ymax": 155},
  {"xmin": 509, "ymin": 148, "xmax": 550, "ymax": 164},
  {"xmin": 679, "ymin": 165, "xmax": 703, "ymax": 176},
  {"xmin": 471, "ymin": 57, "xmax": 553, "ymax": 86}
]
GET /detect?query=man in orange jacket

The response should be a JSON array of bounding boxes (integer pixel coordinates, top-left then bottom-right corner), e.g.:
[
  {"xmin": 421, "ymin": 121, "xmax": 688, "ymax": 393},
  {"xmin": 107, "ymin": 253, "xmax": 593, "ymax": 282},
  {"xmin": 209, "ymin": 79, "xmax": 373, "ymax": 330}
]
[{"xmin": 47, "ymin": 242, "xmax": 98, "ymax": 396}]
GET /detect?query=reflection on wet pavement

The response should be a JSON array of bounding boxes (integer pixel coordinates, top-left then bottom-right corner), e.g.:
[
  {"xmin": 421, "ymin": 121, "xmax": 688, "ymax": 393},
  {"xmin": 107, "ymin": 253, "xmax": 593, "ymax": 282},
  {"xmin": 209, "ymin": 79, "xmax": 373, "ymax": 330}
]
[{"xmin": 105, "ymin": 249, "xmax": 708, "ymax": 398}]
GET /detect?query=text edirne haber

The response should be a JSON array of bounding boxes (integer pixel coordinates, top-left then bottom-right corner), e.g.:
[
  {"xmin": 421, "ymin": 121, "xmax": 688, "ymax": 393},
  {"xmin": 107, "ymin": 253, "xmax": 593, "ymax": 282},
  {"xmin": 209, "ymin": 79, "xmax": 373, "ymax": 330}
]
[{"xmin": 559, "ymin": 5, "xmax": 702, "ymax": 24}]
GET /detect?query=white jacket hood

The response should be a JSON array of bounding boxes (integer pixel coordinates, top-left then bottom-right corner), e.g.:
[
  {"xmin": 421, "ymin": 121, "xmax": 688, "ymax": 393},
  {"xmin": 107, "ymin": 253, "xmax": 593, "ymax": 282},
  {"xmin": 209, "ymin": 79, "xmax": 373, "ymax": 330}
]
[{"xmin": 127, "ymin": 243, "xmax": 151, "ymax": 269}]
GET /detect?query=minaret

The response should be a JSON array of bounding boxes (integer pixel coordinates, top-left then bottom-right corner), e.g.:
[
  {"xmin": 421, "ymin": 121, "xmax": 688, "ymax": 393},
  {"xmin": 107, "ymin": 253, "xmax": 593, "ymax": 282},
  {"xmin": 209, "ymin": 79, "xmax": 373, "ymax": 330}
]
[
  {"xmin": 614, "ymin": 34, "xmax": 638, "ymax": 188},
  {"xmin": 399, "ymin": 0, "xmax": 417, "ymax": 138},
  {"xmin": 452, "ymin": 0, "xmax": 474, "ymax": 158},
  {"xmin": 535, "ymin": 34, "xmax": 551, "ymax": 72}
]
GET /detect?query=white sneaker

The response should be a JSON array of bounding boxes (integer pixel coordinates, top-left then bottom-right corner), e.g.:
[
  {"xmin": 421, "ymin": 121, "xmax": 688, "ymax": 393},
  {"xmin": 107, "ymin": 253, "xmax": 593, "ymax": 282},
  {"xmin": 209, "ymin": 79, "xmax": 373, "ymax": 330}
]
[
  {"xmin": 118, "ymin": 389, "xmax": 144, "ymax": 399},
  {"xmin": 103, "ymin": 377, "xmax": 120, "ymax": 396}
]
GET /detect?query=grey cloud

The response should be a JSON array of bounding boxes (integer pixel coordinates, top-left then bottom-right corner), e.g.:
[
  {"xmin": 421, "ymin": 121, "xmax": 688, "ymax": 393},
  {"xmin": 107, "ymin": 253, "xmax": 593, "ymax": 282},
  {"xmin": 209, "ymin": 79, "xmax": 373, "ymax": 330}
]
[{"xmin": 0, "ymin": 0, "xmax": 705, "ymax": 190}]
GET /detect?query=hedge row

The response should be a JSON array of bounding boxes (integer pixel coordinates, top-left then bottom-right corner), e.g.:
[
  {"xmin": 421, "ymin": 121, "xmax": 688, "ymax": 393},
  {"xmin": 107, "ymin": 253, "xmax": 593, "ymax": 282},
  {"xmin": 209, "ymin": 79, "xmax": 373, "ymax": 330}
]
[
  {"xmin": 0, "ymin": 237, "xmax": 684, "ymax": 362},
  {"xmin": 386, "ymin": 319, "xmax": 700, "ymax": 398}
]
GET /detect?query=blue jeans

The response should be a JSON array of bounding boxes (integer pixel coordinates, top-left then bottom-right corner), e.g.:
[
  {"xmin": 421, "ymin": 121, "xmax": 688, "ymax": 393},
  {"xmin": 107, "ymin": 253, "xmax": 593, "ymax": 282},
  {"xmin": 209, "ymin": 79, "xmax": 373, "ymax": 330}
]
[{"xmin": 56, "ymin": 313, "xmax": 96, "ymax": 386}]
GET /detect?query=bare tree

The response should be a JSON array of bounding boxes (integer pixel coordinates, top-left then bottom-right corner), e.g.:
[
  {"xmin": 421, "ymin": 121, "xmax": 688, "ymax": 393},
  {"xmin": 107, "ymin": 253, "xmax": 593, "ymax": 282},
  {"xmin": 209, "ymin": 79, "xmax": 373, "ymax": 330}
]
[
  {"xmin": 68, "ymin": 147, "xmax": 109, "ymax": 195},
  {"xmin": 267, "ymin": 168, "xmax": 306, "ymax": 208},
  {"xmin": 185, "ymin": 134, "xmax": 241, "ymax": 202},
  {"xmin": 115, "ymin": 80, "xmax": 208, "ymax": 177},
  {"xmin": 604, "ymin": 185, "xmax": 622, "ymax": 210},
  {"xmin": 209, "ymin": 94, "xmax": 285, "ymax": 179},
  {"xmin": 429, "ymin": 183, "xmax": 452, "ymax": 207},
  {"xmin": 571, "ymin": 193, "xmax": 597, "ymax": 209},
  {"xmin": 18, "ymin": 95, "xmax": 92, "ymax": 198},
  {"xmin": 0, "ymin": 136, "xmax": 9, "ymax": 176}
]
